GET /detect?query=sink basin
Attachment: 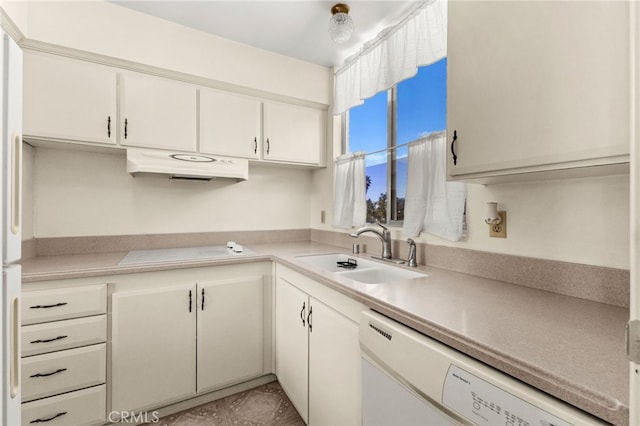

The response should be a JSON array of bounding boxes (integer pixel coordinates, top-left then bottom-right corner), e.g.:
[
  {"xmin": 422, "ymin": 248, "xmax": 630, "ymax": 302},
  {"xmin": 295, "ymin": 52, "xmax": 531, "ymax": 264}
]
[
  {"xmin": 296, "ymin": 253, "xmax": 379, "ymax": 273},
  {"xmin": 296, "ymin": 253, "xmax": 428, "ymax": 284}
]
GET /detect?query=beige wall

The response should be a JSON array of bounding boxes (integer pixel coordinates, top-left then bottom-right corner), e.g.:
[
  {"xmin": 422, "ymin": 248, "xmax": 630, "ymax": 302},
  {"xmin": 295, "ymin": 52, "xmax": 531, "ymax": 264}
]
[
  {"xmin": 31, "ymin": 148, "xmax": 312, "ymax": 237},
  {"xmin": 311, "ymin": 117, "xmax": 630, "ymax": 270},
  {"xmin": 11, "ymin": 1, "xmax": 330, "ymax": 105},
  {"xmin": 10, "ymin": 1, "xmax": 630, "ymax": 270}
]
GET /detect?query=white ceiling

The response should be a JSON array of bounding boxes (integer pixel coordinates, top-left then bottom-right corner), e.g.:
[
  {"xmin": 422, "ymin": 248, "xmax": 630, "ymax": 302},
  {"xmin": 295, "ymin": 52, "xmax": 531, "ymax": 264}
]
[{"xmin": 109, "ymin": 1, "xmax": 418, "ymax": 67}]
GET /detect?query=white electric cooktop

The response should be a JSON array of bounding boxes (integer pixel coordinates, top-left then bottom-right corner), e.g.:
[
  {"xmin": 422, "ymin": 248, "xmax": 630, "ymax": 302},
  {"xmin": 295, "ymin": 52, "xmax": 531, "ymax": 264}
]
[{"xmin": 118, "ymin": 245, "xmax": 255, "ymax": 266}]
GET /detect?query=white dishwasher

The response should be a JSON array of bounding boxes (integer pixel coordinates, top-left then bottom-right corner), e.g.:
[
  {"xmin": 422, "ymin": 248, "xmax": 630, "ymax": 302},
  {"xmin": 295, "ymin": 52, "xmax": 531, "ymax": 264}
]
[{"xmin": 360, "ymin": 310, "xmax": 605, "ymax": 426}]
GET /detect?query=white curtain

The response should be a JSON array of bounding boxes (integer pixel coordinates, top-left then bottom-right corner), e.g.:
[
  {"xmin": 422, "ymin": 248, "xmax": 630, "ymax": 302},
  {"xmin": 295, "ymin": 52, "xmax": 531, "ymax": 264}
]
[
  {"xmin": 403, "ymin": 133, "xmax": 466, "ymax": 241},
  {"xmin": 333, "ymin": 0, "xmax": 447, "ymax": 115},
  {"xmin": 332, "ymin": 152, "xmax": 366, "ymax": 229}
]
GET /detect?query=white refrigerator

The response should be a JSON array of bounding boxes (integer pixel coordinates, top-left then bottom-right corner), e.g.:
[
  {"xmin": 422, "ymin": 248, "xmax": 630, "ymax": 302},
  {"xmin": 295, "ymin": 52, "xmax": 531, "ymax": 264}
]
[{"xmin": 0, "ymin": 29, "xmax": 22, "ymax": 426}]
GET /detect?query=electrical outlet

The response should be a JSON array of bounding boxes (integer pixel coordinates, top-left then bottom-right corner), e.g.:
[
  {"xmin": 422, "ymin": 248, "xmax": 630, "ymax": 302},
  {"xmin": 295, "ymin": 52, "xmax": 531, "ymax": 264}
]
[
  {"xmin": 489, "ymin": 211, "xmax": 507, "ymax": 238},
  {"xmin": 320, "ymin": 210, "xmax": 326, "ymax": 224}
]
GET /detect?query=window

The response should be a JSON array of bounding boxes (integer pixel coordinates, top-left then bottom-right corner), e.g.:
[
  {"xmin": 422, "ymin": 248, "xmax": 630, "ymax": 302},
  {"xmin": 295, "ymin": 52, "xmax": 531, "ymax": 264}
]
[{"xmin": 347, "ymin": 58, "xmax": 447, "ymax": 224}]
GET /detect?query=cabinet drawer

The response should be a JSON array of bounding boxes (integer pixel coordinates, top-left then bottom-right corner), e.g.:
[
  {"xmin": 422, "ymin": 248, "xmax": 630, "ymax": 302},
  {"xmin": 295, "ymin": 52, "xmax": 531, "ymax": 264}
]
[
  {"xmin": 22, "ymin": 343, "xmax": 106, "ymax": 402},
  {"xmin": 22, "ymin": 384, "xmax": 106, "ymax": 426},
  {"xmin": 22, "ymin": 315, "xmax": 107, "ymax": 357},
  {"xmin": 22, "ymin": 284, "xmax": 107, "ymax": 325}
]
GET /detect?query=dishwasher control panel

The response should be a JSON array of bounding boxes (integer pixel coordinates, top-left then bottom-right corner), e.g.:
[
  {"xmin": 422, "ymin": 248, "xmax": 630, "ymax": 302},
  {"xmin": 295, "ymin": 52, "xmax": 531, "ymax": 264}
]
[{"xmin": 443, "ymin": 365, "xmax": 570, "ymax": 426}]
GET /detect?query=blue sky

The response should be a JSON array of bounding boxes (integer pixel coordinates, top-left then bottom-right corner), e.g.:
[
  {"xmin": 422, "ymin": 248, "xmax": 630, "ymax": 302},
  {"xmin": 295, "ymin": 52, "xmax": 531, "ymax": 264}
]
[{"xmin": 349, "ymin": 58, "xmax": 447, "ymax": 201}]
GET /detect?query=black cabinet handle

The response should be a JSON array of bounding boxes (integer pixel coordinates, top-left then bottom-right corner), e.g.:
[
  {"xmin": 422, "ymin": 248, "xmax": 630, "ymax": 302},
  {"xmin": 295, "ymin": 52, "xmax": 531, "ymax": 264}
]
[
  {"xmin": 300, "ymin": 302, "xmax": 306, "ymax": 327},
  {"xmin": 107, "ymin": 116, "xmax": 111, "ymax": 138},
  {"xmin": 189, "ymin": 290, "xmax": 192, "ymax": 313},
  {"xmin": 254, "ymin": 137, "xmax": 257, "ymax": 154},
  {"xmin": 450, "ymin": 130, "xmax": 458, "ymax": 165},
  {"xmin": 266, "ymin": 138, "xmax": 270, "ymax": 155},
  {"xmin": 30, "ymin": 412, "xmax": 67, "ymax": 424},
  {"xmin": 124, "ymin": 118, "xmax": 128, "ymax": 139},
  {"xmin": 30, "ymin": 368, "xmax": 67, "ymax": 378},
  {"xmin": 201, "ymin": 288, "xmax": 205, "ymax": 311},
  {"xmin": 30, "ymin": 335, "xmax": 68, "ymax": 344},
  {"xmin": 29, "ymin": 302, "xmax": 67, "ymax": 309},
  {"xmin": 308, "ymin": 305, "xmax": 313, "ymax": 332}
]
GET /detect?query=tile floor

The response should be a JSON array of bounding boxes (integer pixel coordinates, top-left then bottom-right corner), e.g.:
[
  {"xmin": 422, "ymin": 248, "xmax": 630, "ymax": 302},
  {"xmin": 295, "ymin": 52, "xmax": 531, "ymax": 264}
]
[{"xmin": 151, "ymin": 381, "xmax": 305, "ymax": 426}]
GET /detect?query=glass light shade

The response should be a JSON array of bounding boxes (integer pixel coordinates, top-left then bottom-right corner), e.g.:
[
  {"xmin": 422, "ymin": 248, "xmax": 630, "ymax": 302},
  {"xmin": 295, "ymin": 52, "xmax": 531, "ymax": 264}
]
[
  {"xmin": 329, "ymin": 12, "xmax": 354, "ymax": 43},
  {"xmin": 485, "ymin": 202, "xmax": 502, "ymax": 225}
]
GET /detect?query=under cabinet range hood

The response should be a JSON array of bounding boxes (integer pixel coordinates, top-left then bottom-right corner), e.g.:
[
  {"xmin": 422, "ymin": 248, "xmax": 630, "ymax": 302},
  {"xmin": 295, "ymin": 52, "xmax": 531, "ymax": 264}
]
[{"xmin": 126, "ymin": 148, "xmax": 249, "ymax": 181}]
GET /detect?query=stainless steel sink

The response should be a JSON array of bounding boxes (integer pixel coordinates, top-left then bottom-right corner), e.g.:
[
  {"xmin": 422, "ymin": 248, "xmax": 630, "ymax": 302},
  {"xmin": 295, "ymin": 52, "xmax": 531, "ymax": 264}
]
[{"xmin": 296, "ymin": 253, "xmax": 428, "ymax": 284}]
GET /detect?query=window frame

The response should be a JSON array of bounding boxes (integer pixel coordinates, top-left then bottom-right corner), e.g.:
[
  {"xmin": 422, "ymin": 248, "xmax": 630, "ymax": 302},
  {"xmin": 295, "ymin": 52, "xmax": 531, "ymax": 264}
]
[{"xmin": 344, "ymin": 86, "xmax": 403, "ymax": 226}]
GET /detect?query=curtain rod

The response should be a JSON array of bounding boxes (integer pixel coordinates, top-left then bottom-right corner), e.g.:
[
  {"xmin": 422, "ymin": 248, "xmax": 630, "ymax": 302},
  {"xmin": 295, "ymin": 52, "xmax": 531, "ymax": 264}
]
[{"xmin": 361, "ymin": 130, "xmax": 446, "ymax": 158}]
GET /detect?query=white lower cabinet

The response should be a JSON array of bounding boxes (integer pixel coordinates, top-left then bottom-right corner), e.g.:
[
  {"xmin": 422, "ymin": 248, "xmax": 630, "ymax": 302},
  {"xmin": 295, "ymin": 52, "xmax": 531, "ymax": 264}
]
[
  {"xmin": 20, "ymin": 283, "xmax": 108, "ymax": 426},
  {"xmin": 197, "ymin": 276, "xmax": 265, "ymax": 393},
  {"xmin": 111, "ymin": 270, "xmax": 268, "ymax": 414},
  {"xmin": 276, "ymin": 265, "xmax": 363, "ymax": 426},
  {"xmin": 111, "ymin": 284, "xmax": 197, "ymax": 413},
  {"xmin": 22, "ymin": 385, "xmax": 106, "ymax": 426},
  {"xmin": 308, "ymin": 299, "xmax": 360, "ymax": 426},
  {"xmin": 22, "ymin": 344, "xmax": 106, "ymax": 402},
  {"xmin": 275, "ymin": 278, "xmax": 310, "ymax": 422}
]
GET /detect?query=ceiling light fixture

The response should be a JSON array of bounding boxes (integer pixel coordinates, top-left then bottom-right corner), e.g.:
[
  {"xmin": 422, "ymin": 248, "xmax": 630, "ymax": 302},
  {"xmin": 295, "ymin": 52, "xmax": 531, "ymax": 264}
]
[{"xmin": 329, "ymin": 3, "xmax": 354, "ymax": 44}]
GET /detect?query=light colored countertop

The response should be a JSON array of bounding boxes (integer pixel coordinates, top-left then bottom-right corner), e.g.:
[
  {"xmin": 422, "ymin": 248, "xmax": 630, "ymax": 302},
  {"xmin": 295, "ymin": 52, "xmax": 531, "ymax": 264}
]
[{"xmin": 21, "ymin": 241, "xmax": 629, "ymax": 425}]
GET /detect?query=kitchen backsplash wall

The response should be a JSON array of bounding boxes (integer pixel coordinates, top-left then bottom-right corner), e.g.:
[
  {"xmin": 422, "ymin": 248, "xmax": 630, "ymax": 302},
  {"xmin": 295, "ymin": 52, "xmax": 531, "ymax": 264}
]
[
  {"xmin": 28, "ymin": 147, "xmax": 313, "ymax": 237},
  {"xmin": 12, "ymin": 2, "xmax": 630, "ymax": 272},
  {"xmin": 311, "ymin": 116, "xmax": 630, "ymax": 270}
]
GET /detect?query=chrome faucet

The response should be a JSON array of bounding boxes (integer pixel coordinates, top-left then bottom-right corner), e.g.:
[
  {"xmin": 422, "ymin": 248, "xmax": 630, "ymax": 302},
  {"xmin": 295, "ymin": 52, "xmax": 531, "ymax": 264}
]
[
  {"xmin": 350, "ymin": 221, "xmax": 392, "ymax": 260},
  {"xmin": 407, "ymin": 238, "xmax": 417, "ymax": 267}
]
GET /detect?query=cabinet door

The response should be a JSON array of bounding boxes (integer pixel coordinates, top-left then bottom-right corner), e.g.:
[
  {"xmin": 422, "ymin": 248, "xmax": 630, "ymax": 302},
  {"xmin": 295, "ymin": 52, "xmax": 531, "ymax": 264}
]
[
  {"xmin": 447, "ymin": 1, "xmax": 629, "ymax": 179},
  {"xmin": 263, "ymin": 102, "xmax": 325, "ymax": 165},
  {"xmin": 23, "ymin": 52, "xmax": 117, "ymax": 145},
  {"xmin": 199, "ymin": 88, "xmax": 261, "ymax": 159},
  {"xmin": 111, "ymin": 284, "xmax": 196, "ymax": 413},
  {"xmin": 275, "ymin": 277, "xmax": 309, "ymax": 423},
  {"xmin": 120, "ymin": 72, "xmax": 197, "ymax": 151},
  {"xmin": 197, "ymin": 276, "xmax": 264, "ymax": 393},
  {"xmin": 308, "ymin": 298, "xmax": 361, "ymax": 426}
]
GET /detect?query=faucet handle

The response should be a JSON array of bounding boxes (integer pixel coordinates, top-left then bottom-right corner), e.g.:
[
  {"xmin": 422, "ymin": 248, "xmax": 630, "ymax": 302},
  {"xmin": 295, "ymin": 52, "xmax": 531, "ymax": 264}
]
[{"xmin": 407, "ymin": 238, "xmax": 417, "ymax": 267}]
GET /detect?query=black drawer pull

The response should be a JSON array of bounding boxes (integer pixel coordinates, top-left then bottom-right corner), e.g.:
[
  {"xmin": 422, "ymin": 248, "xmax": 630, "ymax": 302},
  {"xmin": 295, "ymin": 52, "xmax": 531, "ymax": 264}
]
[
  {"xmin": 30, "ymin": 335, "xmax": 68, "ymax": 344},
  {"xmin": 30, "ymin": 368, "xmax": 67, "ymax": 378},
  {"xmin": 29, "ymin": 302, "xmax": 67, "ymax": 309},
  {"xmin": 201, "ymin": 288, "xmax": 205, "ymax": 311},
  {"xmin": 30, "ymin": 412, "xmax": 67, "ymax": 423}
]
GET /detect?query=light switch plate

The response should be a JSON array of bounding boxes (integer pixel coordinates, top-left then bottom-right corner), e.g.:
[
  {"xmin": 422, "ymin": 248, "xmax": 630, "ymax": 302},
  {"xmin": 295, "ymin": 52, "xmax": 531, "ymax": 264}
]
[{"xmin": 489, "ymin": 211, "xmax": 507, "ymax": 238}]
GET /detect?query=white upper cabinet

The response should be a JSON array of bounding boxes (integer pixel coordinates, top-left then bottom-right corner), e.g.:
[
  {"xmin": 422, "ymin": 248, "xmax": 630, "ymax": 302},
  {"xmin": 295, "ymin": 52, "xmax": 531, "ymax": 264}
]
[
  {"xmin": 263, "ymin": 102, "xmax": 326, "ymax": 165},
  {"xmin": 23, "ymin": 52, "xmax": 117, "ymax": 145},
  {"xmin": 199, "ymin": 88, "xmax": 261, "ymax": 159},
  {"xmin": 119, "ymin": 72, "xmax": 197, "ymax": 152},
  {"xmin": 22, "ymin": 51, "xmax": 327, "ymax": 166},
  {"xmin": 447, "ymin": 1, "xmax": 630, "ymax": 182}
]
